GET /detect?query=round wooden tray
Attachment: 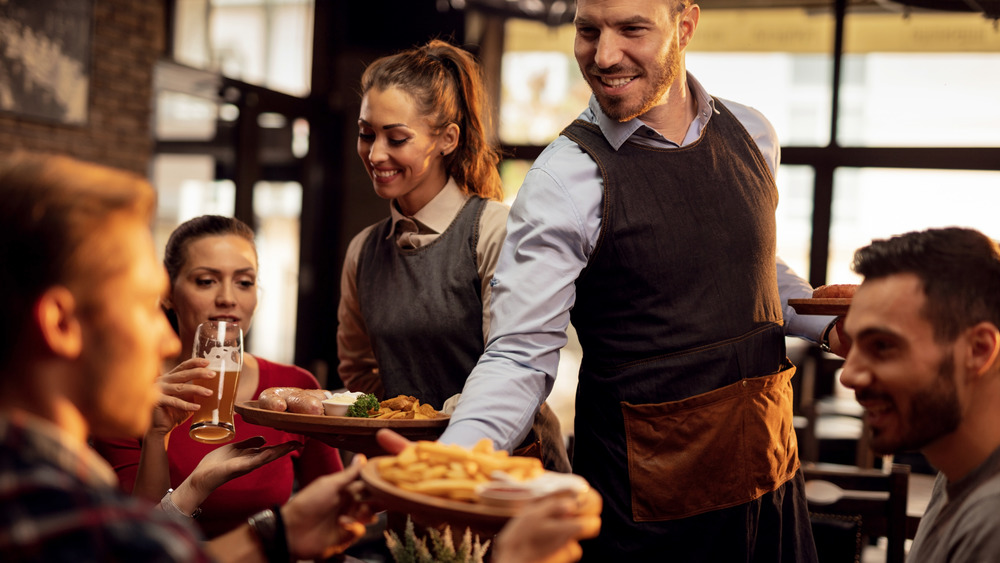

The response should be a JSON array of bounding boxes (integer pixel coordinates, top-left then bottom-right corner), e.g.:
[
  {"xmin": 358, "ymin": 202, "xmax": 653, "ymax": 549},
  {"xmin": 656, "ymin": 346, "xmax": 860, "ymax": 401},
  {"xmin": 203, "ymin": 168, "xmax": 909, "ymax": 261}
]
[
  {"xmin": 235, "ymin": 401, "xmax": 448, "ymax": 456},
  {"xmin": 360, "ymin": 460, "xmax": 520, "ymax": 537},
  {"xmin": 788, "ymin": 298, "xmax": 851, "ymax": 317}
]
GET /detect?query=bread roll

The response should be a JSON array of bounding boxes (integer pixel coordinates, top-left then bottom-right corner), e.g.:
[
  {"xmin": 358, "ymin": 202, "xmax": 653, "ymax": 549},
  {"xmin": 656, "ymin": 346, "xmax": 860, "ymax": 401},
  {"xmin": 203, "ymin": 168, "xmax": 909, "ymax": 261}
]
[{"xmin": 812, "ymin": 284, "xmax": 857, "ymax": 299}]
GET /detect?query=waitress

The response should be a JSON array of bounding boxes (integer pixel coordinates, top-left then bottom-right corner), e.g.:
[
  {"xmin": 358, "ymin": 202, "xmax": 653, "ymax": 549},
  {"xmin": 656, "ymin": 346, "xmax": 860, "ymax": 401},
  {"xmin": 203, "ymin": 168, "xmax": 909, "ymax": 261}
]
[{"xmin": 336, "ymin": 39, "xmax": 569, "ymax": 472}]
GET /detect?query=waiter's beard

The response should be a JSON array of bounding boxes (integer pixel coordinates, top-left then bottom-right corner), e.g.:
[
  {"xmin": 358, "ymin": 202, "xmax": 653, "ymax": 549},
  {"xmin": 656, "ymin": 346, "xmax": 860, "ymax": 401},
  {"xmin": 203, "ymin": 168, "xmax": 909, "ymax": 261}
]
[{"xmin": 583, "ymin": 38, "xmax": 683, "ymax": 123}]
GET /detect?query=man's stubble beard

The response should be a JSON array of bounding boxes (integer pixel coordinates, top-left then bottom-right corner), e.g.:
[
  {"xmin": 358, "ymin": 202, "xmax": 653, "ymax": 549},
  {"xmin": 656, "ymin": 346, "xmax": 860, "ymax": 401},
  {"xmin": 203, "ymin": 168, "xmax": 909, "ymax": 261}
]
[
  {"xmin": 869, "ymin": 352, "xmax": 962, "ymax": 455},
  {"xmin": 584, "ymin": 39, "xmax": 682, "ymax": 123}
]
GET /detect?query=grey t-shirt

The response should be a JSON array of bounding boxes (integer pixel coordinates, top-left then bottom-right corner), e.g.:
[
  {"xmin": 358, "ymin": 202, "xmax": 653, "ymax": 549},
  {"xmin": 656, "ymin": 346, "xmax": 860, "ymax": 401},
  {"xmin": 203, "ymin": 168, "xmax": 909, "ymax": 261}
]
[{"xmin": 908, "ymin": 445, "xmax": 1000, "ymax": 562}]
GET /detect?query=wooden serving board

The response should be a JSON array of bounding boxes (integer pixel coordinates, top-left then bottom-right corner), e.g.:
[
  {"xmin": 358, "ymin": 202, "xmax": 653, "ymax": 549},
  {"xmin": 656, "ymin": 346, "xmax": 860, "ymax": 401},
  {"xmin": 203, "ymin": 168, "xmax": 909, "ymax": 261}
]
[
  {"xmin": 235, "ymin": 401, "xmax": 448, "ymax": 456},
  {"xmin": 788, "ymin": 298, "xmax": 851, "ymax": 317}
]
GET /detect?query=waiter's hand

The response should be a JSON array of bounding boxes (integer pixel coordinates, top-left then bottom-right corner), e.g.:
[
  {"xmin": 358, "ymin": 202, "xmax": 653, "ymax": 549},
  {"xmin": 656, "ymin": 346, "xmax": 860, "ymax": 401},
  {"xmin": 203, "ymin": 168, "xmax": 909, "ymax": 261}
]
[
  {"xmin": 827, "ymin": 318, "xmax": 852, "ymax": 357},
  {"xmin": 812, "ymin": 283, "xmax": 858, "ymax": 358}
]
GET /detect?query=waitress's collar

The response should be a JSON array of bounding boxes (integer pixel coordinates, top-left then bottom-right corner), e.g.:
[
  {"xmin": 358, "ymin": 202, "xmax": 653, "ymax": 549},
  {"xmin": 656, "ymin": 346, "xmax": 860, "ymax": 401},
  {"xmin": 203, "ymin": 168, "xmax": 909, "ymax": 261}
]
[
  {"xmin": 386, "ymin": 177, "xmax": 467, "ymax": 239},
  {"xmin": 587, "ymin": 71, "xmax": 718, "ymax": 151}
]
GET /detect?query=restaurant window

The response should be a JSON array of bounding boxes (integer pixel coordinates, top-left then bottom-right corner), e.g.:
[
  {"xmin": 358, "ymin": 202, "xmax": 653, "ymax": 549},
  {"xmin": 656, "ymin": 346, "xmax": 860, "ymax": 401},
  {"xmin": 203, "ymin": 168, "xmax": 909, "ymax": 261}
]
[
  {"xmin": 149, "ymin": 155, "xmax": 305, "ymax": 365},
  {"xmin": 251, "ymin": 180, "xmax": 304, "ymax": 365},
  {"xmin": 775, "ymin": 165, "xmax": 816, "ymax": 280},
  {"xmin": 151, "ymin": 154, "xmax": 234, "ymax": 259},
  {"xmin": 686, "ymin": 9, "xmax": 836, "ymax": 148},
  {"xmin": 151, "ymin": 70, "xmax": 307, "ymax": 363},
  {"xmin": 829, "ymin": 167, "xmax": 1000, "ymax": 284},
  {"xmin": 500, "ymin": 21, "xmax": 590, "ymax": 145},
  {"xmin": 155, "ymin": 0, "xmax": 313, "ymax": 363},
  {"xmin": 838, "ymin": 13, "xmax": 1000, "ymax": 148},
  {"xmin": 827, "ymin": 11, "xmax": 1000, "ymax": 280},
  {"xmin": 172, "ymin": 0, "xmax": 314, "ymax": 96}
]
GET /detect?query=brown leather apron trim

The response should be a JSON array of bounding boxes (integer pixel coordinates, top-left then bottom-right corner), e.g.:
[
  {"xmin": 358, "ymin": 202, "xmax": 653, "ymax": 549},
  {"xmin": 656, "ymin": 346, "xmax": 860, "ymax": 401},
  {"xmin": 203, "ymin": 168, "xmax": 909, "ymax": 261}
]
[{"xmin": 623, "ymin": 360, "xmax": 800, "ymax": 521}]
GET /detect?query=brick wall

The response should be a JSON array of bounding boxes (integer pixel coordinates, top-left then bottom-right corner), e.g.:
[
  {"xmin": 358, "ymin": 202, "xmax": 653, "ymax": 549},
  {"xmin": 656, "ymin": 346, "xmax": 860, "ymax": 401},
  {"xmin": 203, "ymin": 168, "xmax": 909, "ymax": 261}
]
[{"xmin": 0, "ymin": 0, "xmax": 164, "ymax": 175}]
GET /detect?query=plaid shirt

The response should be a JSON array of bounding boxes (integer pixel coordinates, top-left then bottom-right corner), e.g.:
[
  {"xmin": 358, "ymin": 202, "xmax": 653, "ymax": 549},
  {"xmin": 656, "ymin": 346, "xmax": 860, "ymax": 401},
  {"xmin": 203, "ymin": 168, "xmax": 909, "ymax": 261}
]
[{"xmin": 0, "ymin": 412, "xmax": 211, "ymax": 562}]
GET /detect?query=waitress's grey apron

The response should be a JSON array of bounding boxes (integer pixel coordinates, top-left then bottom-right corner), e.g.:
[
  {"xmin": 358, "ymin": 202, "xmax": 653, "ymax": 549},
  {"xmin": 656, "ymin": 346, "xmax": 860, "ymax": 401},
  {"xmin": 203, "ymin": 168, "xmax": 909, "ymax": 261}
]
[
  {"xmin": 357, "ymin": 196, "xmax": 571, "ymax": 472},
  {"xmin": 357, "ymin": 196, "xmax": 487, "ymax": 409}
]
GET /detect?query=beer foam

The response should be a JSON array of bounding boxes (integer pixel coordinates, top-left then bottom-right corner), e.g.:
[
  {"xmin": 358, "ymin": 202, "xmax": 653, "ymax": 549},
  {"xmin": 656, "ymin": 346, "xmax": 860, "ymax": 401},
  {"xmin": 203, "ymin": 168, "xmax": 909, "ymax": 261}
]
[{"xmin": 205, "ymin": 346, "xmax": 241, "ymax": 370}]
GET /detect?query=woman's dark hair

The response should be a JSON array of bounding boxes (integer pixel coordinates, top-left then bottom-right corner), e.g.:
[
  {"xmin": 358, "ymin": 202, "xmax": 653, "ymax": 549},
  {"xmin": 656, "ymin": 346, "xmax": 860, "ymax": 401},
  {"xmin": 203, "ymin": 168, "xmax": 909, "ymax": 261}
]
[
  {"xmin": 163, "ymin": 215, "xmax": 257, "ymax": 285},
  {"xmin": 852, "ymin": 227, "xmax": 1000, "ymax": 343},
  {"xmin": 360, "ymin": 39, "xmax": 504, "ymax": 202},
  {"xmin": 162, "ymin": 215, "xmax": 257, "ymax": 333}
]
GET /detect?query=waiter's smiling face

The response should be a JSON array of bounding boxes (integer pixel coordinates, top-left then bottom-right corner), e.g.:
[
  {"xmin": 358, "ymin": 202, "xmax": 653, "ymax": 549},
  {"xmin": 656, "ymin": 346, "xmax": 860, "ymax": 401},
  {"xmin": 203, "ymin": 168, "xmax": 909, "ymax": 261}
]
[
  {"xmin": 839, "ymin": 273, "xmax": 962, "ymax": 455},
  {"xmin": 573, "ymin": 0, "xmax": 697, "ymax": 122}
]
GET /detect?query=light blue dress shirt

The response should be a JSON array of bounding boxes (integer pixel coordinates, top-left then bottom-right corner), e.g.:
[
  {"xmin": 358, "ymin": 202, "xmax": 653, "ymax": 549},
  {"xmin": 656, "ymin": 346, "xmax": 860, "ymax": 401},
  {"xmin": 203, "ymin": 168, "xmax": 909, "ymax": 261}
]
[{"xmin": 441, "ymin": 73, "xmax": 832, "ymax": 451}]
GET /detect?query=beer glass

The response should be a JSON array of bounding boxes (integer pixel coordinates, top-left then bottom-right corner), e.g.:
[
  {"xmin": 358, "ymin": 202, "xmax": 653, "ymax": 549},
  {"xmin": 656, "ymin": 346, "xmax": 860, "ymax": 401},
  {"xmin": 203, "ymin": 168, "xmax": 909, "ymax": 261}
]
[{"xmin": 188, "ymin": 320, "xmax": 243, "ymax": 444}]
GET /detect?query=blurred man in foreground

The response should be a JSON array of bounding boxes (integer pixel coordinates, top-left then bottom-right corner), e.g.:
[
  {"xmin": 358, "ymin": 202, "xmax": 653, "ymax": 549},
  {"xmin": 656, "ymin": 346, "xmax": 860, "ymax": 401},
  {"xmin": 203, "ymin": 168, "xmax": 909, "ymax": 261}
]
[
  {"xmin": 840, "ymin": 227, "xmax": 1000, "ymax": 561},
  {"xmin": 0, "ymin": 152, "xmax": 373, "ymax": 562}
]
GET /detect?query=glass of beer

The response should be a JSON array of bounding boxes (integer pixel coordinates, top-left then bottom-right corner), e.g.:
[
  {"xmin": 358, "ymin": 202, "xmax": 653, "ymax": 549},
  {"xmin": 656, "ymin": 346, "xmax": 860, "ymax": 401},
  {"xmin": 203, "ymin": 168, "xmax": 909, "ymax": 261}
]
[{"xmin": 189, "ymin": 320, "xmax": 243, "ymax": 444}]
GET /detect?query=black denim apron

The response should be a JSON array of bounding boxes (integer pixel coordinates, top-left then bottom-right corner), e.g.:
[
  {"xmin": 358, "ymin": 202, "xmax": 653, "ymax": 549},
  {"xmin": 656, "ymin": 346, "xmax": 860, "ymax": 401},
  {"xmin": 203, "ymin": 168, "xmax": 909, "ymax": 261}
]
[{"xmin": 563, "ymin": 100, "xmax": 815, "ymax": 561}]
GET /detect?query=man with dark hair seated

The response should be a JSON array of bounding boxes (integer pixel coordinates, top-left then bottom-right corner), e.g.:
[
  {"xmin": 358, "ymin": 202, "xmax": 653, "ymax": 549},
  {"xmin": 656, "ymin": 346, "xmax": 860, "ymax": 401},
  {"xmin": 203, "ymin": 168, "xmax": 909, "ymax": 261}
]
[{"xmin": 839, "ymin": 227, "xmax": 1000, "ymax": 562}]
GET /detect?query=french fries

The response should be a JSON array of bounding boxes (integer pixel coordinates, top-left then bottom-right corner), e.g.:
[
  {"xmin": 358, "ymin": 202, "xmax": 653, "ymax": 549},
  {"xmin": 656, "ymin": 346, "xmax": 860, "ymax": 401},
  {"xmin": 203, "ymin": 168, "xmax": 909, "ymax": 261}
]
[
  {"xmin": 369, "ymin": 395, "xmax": 445, "ymax": 419},
  {"xmin": 376, "ymin": 439, "xmax": 545, "ymax": 503}
]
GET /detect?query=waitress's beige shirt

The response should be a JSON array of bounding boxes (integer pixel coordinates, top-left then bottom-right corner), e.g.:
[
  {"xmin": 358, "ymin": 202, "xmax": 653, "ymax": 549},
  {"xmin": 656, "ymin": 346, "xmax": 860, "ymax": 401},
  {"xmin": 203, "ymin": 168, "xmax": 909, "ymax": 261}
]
[{"xmin": 336, "ymin": 178, "xmax": 509, "ymax": 395}]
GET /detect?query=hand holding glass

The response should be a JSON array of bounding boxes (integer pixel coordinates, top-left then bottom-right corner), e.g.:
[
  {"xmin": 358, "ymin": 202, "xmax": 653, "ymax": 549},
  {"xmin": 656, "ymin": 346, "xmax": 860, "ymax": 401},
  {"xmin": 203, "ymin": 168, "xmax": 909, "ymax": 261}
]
[{"xmin": 189, "ymin": 321, "xmax": 243, "ymax": 444}]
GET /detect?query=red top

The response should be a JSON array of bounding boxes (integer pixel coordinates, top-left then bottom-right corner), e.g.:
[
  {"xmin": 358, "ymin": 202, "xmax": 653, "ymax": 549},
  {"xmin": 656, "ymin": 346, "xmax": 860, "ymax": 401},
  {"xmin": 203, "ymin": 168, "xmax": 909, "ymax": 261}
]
[{"xmin": 93, "ymin": 356, "xmax": 344, "ymax": 538}]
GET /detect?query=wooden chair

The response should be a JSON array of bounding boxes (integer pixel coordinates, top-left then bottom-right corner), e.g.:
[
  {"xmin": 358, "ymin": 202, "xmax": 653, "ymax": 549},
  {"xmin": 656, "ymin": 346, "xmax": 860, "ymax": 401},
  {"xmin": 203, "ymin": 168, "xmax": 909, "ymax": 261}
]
[
  {"xmin": 802, "ymin": 462, "xmax": 910, "ymax": 563},
  {"xmin": 794, "ymin": 347, "xmax": 870, "ymax": 466}
]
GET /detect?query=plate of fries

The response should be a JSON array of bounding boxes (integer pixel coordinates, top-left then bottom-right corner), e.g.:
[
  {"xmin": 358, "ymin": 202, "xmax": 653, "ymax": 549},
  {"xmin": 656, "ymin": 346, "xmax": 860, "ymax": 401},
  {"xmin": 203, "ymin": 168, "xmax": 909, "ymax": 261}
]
[
  {"xmin": 361, "ymin": 439, "xmax": 586, "ymax": 535},
  {"xmin": 235, "ymin": 400, "xmax": 449, "ymax": 456}
]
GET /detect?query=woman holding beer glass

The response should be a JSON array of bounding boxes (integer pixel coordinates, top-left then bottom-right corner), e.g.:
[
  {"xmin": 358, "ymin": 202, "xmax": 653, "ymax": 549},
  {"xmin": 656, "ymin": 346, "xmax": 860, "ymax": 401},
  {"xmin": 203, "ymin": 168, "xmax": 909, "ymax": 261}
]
[
  {"xmin": 94, "ymin": 215, "xmax": 343, "ymax": 538},
  {"xmin": 337, "ymin": 39, "xmax": 569, "ymax": 471}
]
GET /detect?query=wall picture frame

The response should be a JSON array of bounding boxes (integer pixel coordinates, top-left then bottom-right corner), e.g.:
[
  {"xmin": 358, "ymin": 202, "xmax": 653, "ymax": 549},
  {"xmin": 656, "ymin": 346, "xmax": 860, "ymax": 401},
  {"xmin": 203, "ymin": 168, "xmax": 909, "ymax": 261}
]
[{"xmin": 0, "ymin": 0, "xmax": 94, "ymax": 125}]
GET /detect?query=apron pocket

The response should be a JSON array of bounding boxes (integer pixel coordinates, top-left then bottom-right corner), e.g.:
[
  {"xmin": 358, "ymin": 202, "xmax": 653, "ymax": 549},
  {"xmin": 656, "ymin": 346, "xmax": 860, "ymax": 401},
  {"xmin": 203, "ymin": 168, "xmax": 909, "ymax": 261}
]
[{"xmin": 622, "ymin": 361, "xmax": 799, "ymax": 521}]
